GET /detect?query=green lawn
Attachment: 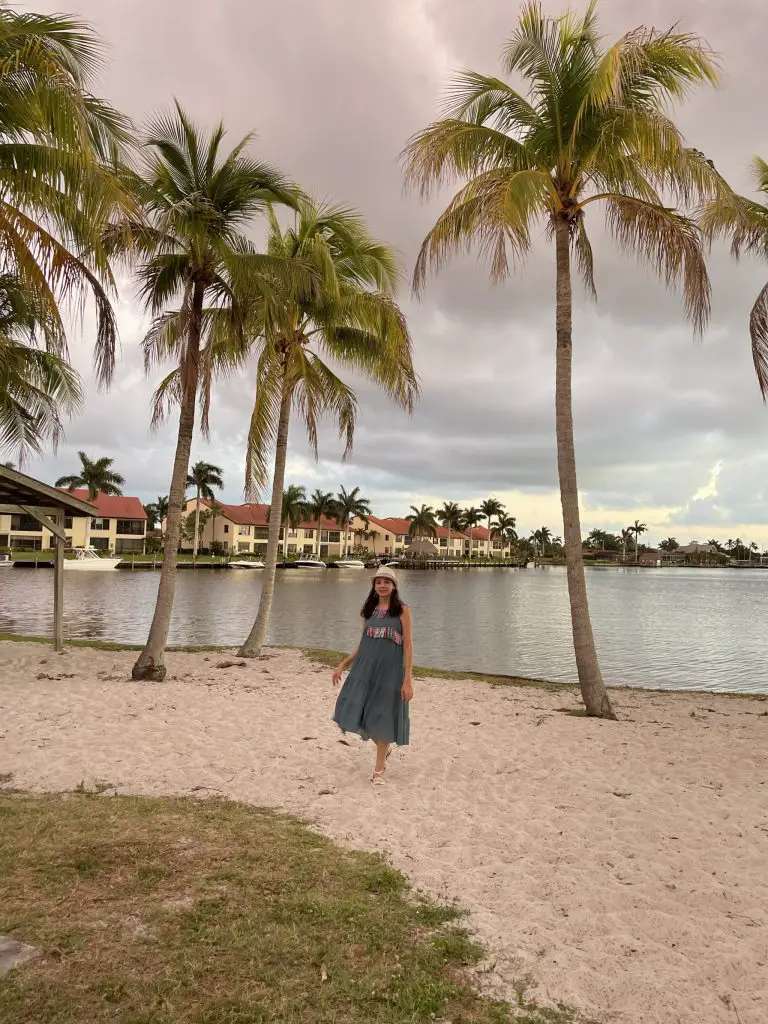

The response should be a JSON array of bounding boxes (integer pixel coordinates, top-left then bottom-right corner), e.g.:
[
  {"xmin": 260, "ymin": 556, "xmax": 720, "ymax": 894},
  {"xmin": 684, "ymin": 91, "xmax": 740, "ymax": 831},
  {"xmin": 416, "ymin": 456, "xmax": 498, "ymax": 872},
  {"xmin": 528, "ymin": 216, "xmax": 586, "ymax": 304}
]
[{"xmin": 0, "ymin": 793, "xmax": 586, "ymax": 1023}]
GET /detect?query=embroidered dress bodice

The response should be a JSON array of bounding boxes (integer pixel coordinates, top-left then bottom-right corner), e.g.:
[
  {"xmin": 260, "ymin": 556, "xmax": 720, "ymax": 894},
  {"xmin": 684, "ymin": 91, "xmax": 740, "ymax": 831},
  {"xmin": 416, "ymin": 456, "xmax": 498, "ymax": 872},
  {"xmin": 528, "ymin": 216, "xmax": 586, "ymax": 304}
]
[{"xmin": 365, "ymin": 607, "xmax": 403, "ymax": 646}]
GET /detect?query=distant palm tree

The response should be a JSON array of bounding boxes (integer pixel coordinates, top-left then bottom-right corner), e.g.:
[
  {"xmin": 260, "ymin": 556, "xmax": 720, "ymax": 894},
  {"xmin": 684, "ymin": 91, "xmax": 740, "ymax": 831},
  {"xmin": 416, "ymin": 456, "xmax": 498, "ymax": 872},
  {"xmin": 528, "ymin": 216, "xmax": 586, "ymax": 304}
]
[
  {"xmin": 630, "ymin": 520, "xmax": 648, "ymax": 563},
  {"xmin": 437, "ymin": 501, "xmax": 462, "ymax": 559},
  {"xmin": 56, "ymin": 451, "xmax": 124, "ymax": 501},
  {"xmin": 335, "ymin": 486, "xmax": 371, "ymax": 556},
  {"xmin": 186, "ymin": 461, "xmax": 224, "ymax": 558},
  {"xmin": 403, "ymin": 2, "xmax": 725, "ymax": 717},
  {"xmin": 406, "ymin": 504, "xmax": 438, "ymax": 541},
  {"xmin": 750, "ymin": 541, "xmax": 759, "ymax": 562},
  {"xmin": 535, "ymin": 526, "xmax": 553, "ymax": 558},
  {"xmin": 280, "ymin": 484, "xmax": 307, "ymax": 558},
  {"xmin": 620, "ymin": 528, "xmax": 634, "ymax": 563},
  {"xmin": 306, "ymin": 490, "xmax": 338, "ymax": 556},
  {"xmin": 461, "ymin": 507, "xmax": 484, "ymax": 558},
  {"xmin": 493, "ymin": 512, "xmax": 517, "ymax": 557},
  {"xmin": 480, "ymin": 497, "xmax": 505, "ymax": 558},
  {"xmin": 707, "ymin": 538, "xmax": 723, "ymax": 553},
  {"xmin": 658, "ymin": 537, "xmax": 679, "ymax": 552}
]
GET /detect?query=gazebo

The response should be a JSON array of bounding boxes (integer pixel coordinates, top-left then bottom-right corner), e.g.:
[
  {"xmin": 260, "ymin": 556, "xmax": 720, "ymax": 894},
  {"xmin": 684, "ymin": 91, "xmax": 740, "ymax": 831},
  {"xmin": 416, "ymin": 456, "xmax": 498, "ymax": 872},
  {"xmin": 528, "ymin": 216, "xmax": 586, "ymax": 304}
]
[{"xmin": 0, "ymin": 464, "xmax": 97, "ymax": 651}]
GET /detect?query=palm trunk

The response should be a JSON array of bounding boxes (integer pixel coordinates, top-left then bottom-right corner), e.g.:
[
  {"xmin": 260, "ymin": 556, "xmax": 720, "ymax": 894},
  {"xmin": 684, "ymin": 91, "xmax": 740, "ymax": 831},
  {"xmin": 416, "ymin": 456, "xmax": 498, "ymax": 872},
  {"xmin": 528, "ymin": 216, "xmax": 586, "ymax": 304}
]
[
  {"xmin": 193, "ymin": 486, "xmax": 201, "ymax": 559},
  {"xmin": 447, "ymin": 524, "xmax": 451, "ymax": 561},
  {"xmin": 132, "ymin": 283, "xmax": 204, "ymax": 681},
  {"xmin": 239, "ymin": 368, "xmax": 291, "ymax": 658},
  {"xmin": 553, "ymin": 216, "xmax": 615, "ymax": 719}
]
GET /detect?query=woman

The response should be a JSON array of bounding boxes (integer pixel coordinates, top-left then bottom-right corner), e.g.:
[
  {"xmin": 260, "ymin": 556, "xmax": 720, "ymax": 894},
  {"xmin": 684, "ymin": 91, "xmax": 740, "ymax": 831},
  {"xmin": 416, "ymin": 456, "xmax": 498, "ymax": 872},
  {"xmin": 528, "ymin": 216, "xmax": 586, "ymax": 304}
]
[{"xmin": 332, "ymin": 567, "xmax": 413, "ymax": 784}]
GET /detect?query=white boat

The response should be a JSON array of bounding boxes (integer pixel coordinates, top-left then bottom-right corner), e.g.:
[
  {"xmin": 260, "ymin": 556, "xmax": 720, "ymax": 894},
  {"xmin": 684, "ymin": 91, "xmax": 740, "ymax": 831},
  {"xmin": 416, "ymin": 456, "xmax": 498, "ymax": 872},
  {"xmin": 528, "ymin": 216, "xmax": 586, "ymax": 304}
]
[
  {"xmin": 227, "ymin": 560, "xmax": 265, "ymax": 569},
  {"xmin": 0, "ymin": 558, "xmax": 13, "ymax": 568},
  {"xmin": 294, "ymin": 556, "xmax": 327, "ymax": 569},
  {"xmin": 63, "ymin": 547, "xmax": 122, "ymax": 571},
  {"xmin": 334, "ymin": 559, "xmax": 366, "ymax": 569}
]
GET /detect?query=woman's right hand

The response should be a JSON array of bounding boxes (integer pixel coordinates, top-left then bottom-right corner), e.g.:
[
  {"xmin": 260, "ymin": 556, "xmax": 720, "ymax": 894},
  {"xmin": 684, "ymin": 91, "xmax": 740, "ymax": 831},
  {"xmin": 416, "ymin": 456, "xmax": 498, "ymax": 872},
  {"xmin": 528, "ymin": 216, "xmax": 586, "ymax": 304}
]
[{"xmin": 332, "ymin": 665, "xmax": 344, "ymax": 687}]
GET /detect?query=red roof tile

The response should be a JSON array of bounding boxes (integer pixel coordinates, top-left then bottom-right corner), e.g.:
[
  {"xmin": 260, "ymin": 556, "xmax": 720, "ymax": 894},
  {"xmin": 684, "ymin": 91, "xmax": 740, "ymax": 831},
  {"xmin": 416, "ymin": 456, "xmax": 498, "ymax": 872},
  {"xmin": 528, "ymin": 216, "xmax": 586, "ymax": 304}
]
[
  {"xmin": 60, "ymin": 489, "xmax": 147, "ymax": 520},
  {"xmin": 200, "ymin": 499, "xmax": 340, "ymax": 531}
]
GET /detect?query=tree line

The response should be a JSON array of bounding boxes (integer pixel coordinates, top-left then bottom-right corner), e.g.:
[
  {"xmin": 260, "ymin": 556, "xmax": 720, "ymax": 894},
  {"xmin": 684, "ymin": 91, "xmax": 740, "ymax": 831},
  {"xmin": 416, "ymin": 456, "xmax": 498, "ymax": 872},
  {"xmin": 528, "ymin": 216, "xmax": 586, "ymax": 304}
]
[{"xmin": 5, "ymin": 3, "xmax": 768, "ymax": 716}]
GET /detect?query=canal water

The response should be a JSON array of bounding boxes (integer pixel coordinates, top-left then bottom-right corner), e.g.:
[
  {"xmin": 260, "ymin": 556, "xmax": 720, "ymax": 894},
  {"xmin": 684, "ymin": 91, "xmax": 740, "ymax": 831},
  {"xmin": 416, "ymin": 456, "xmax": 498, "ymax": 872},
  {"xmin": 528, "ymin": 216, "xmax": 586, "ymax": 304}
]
[{"xmin": 1, "ymin": 565, "xmax": 766, "ymax": 694}]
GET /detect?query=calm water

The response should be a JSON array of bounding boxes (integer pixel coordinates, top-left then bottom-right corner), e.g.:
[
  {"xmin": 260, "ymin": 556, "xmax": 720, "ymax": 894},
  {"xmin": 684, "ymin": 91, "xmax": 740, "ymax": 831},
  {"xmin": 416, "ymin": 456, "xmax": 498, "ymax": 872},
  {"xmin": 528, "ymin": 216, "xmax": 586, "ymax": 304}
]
[{"xmin": 1, "ymin": 566, "xmax": 766, "ymax": 694}]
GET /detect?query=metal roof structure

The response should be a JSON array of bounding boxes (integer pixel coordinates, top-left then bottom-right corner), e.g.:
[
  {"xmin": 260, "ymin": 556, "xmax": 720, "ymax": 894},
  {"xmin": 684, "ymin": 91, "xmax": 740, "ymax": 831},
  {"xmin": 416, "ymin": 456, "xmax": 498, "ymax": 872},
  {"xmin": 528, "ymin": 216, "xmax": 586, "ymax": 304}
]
[{"xmin": 0, "ymin": 464, "xmax": 97, "ymax": 651}]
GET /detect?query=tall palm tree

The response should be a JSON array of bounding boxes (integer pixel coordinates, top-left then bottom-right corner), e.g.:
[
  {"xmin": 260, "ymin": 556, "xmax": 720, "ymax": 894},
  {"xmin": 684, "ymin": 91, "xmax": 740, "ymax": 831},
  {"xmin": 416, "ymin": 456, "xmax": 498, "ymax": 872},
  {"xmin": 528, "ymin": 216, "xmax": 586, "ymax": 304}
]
[
  {"xmin": 493, "ymin": 511, "xmax": 518, "ymax": 557},
  {"xmin": 335, "ymin": 486, "xmax": 372, "ymax": 556},
  {"xmin": 402, "ymin": 2, "xmax": 724, "ymax": 717},
  {"xmin": 461, "ymin": 507, "xmax": 483, "ymax": 559},
  {"xmin": 186, "ymin": 461, "xmax": 223, "ymax": 558},
  {"xmin": 0, "ymin": 275, "xmax": 82, "ymax": 464},
  {"xmin": 0, "ymin": 8, "xmax": 131, "ymax": 395},
  {"xmin": 702, "ymin": 157, "xmax": 768, "ymax": 397},
  {"xmin": 280, "ymin": 484, "xmax": 307, "ymax": 558},
  {"xmin": 406, "ymin": 504, "xmax": 438, "ymax": 540},
  {"xmin": 630, "ymin": 520, "xmax": 647, "ymax": 562},
  {"xmin": 437, "ymin": 500, "xmax": 462, "ymax": 559},
  {"xmin": 56, "ymin": 451, "xmax": 124, "ymax": 500},
  {"xmin": 480, "ymin": 497, "xmax": 505, "ymax": 558},
  {"xmin": 305, "ymin": 490, "xmax": 337, "ymax": 556},
  {"xmin": 106, "ymin": 104, "xmax": 297, "ymax": 681},
  {"xmin": 237, "ymin": 199, "xmax": 417, "ymax": 658}
]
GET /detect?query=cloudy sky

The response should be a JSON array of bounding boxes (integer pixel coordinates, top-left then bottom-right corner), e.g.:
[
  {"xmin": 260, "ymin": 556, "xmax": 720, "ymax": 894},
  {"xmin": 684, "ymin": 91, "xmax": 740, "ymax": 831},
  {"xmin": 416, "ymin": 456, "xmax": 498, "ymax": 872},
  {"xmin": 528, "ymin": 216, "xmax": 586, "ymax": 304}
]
[{"xmin": 20, "ymin": 0, "xmax": 768, "ymax": 546}]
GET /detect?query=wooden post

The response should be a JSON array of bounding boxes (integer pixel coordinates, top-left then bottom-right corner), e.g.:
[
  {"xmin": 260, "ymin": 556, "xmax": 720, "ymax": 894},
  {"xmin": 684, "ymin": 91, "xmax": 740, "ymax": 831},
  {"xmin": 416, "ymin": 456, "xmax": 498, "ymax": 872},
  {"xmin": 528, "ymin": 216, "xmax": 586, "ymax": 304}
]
[{"xmin": 53, "ymin": 513, "xmax": 64, "ymax": 652}]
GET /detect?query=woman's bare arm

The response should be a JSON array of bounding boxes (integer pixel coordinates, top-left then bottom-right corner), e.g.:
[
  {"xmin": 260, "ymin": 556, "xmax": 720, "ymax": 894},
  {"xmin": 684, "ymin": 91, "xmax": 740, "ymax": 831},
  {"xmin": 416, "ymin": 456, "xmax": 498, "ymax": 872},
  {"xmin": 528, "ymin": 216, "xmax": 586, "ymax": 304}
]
[
  {"xmin": 332, "ymin": 617, "xmax": 365, "ymax": 685},
  {"xmin": 401, "ymin": 605, "xmax": 414, "ymax": 701}
]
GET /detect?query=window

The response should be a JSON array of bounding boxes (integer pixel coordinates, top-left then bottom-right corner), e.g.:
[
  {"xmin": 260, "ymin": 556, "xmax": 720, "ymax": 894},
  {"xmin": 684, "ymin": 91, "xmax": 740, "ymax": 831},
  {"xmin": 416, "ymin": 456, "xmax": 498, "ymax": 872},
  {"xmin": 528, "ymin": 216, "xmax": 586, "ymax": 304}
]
[
  {"xmin": 64, "ymin": 516, "xmax": 73, "ymax": 530},
  {"xmin": 304, "ymin": 529, "xmax": 314, "ymax": 539},
  {"xmin": 384, "ymin": 533, "xmax": 390, "ymax": 541},
  {"xmin": 288, "ymin": 529, "xmax": 298, "ymax": 538},
  {"xmin": 328, "ymin": 531, "xmax": 341, "ymax": 543},
  {"xmin": 288, "ymin": 544, "xmax": 297, "ymax": 554},
  {"xmin": 116, "ymin": 519, "xmax": 144, "ymax": 535},
  {"xmin": 223, "ymin": 524, "xmax": 229, "ymax": 534},
  {"xmin": 439, "ymin": 538, "xmax": 447, "ymax": 547},
  {"xmin": 303, "ymin": 544, "xmax": 313, "ymax": 553},
  {"xmin": 10, "ymin": 514, "xmax": 40, "ymax": 532},
  {"xmin": 91, "ymin": 536, "xmax": 109, "ymax": 550},
  {"xmin": 238, "ymin": 542, "xmax": 251, "ymax": 553},
  {"xmin": 91, "ymin": 518, "xmax": 109, "ymax": 531},
  {"xmin": 253, "ymin": 527, "xmax": 268, "ymax": 539},
  {"xmin": 11, "ymin": 536, "xmax": 42, "ymax": 550},
  {"xmin": 115, "ymin": 538, "xmax": 144, "ymax": 554},
  {"xmin": 238, "ymin": 526, "xmax": 250, "ymax": 536},
  {"xmin": 397, "ymin": 535, "xmax": 405, "ymax": 542}
]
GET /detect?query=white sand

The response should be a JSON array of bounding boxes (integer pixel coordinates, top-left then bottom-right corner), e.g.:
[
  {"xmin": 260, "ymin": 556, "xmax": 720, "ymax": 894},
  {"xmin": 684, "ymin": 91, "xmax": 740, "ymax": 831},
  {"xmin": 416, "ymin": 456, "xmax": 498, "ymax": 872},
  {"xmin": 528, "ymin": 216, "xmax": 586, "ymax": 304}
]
[{"xmin": 0, "ymin": 640, "xmax": 766, "ymax": 1024}]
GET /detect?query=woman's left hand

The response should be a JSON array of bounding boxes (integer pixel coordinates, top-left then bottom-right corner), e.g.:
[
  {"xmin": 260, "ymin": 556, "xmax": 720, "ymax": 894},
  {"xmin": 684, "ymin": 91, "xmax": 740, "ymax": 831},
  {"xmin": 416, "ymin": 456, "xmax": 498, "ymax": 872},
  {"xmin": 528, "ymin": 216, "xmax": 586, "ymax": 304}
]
[{"xmin": 401, "ymin": 678, "xmax": 414, "ymax": 703}]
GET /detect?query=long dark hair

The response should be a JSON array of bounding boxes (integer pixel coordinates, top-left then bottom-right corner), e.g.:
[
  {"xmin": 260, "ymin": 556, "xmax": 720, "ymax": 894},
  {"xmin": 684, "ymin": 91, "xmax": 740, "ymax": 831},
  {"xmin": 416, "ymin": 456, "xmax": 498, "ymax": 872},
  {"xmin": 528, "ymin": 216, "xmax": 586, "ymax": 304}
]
[{"xmin": 361, "ymin": 584, "xmax": 404, "ymax": 620}]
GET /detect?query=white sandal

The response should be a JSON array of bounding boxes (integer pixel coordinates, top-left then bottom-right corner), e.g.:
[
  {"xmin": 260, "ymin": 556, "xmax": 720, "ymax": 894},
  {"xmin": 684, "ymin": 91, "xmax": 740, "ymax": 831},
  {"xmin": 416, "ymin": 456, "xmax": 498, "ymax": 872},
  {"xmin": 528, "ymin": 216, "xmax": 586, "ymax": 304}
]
[{"xmin": 372, "ymin": 769, "xmax": 386, "ymax": 786}]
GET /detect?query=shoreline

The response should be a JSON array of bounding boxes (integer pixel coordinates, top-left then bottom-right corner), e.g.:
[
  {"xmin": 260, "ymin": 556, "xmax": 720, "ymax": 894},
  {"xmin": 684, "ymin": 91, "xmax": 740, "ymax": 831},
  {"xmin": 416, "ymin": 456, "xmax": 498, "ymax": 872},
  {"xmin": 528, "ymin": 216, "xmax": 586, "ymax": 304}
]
[
  {"xmin": 1, "ymin": 630, "xmax": 765, "ymax": 701},
  {"xmin": 1, "ymin": 640, "xmax": 766, "ymax": 1023}
]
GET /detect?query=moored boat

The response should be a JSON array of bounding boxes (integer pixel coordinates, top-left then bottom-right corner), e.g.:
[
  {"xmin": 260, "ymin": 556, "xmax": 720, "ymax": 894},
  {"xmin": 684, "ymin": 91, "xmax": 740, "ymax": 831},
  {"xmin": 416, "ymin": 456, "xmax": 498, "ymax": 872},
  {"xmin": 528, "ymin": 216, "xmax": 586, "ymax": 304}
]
[{"xmin": 63, "ymin": 547, "xmax": 121, "ymax": 571}]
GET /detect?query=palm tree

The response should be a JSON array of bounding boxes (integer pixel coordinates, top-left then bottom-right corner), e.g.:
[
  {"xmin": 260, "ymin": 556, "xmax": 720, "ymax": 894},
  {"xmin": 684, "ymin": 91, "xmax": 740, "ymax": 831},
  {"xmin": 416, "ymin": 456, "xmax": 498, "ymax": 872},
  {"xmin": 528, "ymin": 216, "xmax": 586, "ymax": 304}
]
[
  {"xmin": 402, "ymin": 3, "xmax": 726, "ymax": 717},
  {"xmin": 280, "ymin": 484, "xmax": 307, "ymax": 559},
  {"xmin": 305, "ymin": 490, "xmax": 338, "ymax": 556},
  {"xmin": 237, "ymin": 198, "xmax": 417, "ymax": 659},
  {"xmin": 702, "ymin": 157, "xmax": 768, "ymax": 398},
  {"xmin": 56, "ymin": 451, "xmax": 124, "ymax": 500},
  {"xmin": 629, "ymin": 520, "xmax": 648, "ymax": 562},
  {"xmin": 106, "ymin": 104, "xmax": 297, "ymax": 681},
  {"xmin": 436, "ymin": 501, "xmax": 462, "ymax": 559},
  {"xmin": 186, "ymin": 461, "xmax": 224, "ymax": 558},
  {"xmin": 620, "ymin": 527, "xmax": 634, "ymax": 563},
  {"xmin": 335, "ymin": 486, "xmax": 372, "ymax": 556},
  {"xmin": 659, "ymin": 537, "xmax": 679, "ymax": 552},
  {"xmin": 480, "ymin": 497, "xmax": 505, "ymax": 558},
  {"xmin": 461, "ymin": 507, "xmax": 483, "ymax": 558},
  {"xmin": 0, "ymin": 8, "xmax": 131, "ymax": 397},
  {"xmin": 406, "ymin": 504, "xmax": 438, "ymax": 541},
  {"xmin": 0, "ymin": 275, "xmax": 82, "ymax": 464},
  {"xmin": 493, "ymin": 512, "xmax": 518, "ymax": 557},
  {"xmin": 536, "ymin": 526, "xmax": 553, "ymax": 558}
]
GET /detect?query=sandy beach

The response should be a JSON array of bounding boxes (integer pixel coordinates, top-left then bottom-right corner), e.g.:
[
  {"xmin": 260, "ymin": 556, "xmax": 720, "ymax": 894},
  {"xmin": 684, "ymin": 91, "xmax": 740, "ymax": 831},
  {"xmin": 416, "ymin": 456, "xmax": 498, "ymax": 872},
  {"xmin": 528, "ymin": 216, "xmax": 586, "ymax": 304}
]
[{"xmin": 0, "ymin": 640, "xmax": 766, "ymax": 1024}]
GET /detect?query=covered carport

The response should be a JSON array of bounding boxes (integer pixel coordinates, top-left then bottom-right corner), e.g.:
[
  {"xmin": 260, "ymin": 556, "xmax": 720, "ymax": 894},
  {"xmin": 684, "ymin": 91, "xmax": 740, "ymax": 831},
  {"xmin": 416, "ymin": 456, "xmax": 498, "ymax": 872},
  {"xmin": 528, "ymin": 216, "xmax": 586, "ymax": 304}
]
[{"xmin": 0, "ymin": 464, "xmax": 97, "ymax": 651}]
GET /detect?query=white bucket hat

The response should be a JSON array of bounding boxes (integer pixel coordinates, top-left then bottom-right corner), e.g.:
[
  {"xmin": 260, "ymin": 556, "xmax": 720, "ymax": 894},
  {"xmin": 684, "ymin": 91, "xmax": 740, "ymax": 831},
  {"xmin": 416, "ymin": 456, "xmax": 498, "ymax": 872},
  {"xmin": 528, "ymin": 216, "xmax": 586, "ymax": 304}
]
[{"xmin": 372, "ymin": 566, "xmax": 398, "ymax": 586}]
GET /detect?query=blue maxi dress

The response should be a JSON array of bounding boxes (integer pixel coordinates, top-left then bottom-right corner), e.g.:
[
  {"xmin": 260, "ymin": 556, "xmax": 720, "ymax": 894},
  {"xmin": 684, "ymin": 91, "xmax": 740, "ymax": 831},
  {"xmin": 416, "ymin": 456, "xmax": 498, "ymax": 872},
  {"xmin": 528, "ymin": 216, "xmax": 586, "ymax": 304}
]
[{"xmin": 333, "ymin": 608, "xmax": 410, "ymax": 746}]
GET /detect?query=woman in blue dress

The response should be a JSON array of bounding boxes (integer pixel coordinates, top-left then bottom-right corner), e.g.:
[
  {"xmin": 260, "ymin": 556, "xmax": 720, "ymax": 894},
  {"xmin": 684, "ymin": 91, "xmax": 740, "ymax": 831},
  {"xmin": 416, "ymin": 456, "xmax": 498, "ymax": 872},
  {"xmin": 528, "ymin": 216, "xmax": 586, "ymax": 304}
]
[{"xmin": 332, "ymin": 567, "xmax": 413, "ymax": 784}]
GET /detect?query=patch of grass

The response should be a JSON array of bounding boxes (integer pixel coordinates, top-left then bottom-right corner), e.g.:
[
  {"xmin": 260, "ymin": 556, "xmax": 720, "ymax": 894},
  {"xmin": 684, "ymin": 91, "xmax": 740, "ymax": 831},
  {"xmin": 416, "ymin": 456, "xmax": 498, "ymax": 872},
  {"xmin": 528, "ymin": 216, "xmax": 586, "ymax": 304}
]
[
  {"xmin": 302, "ymin": 647, "xmax": 574, "ymax": 694},
  {"xmin": 0, "ymin": 793, "xmax": 590, "ymax": 1023}
]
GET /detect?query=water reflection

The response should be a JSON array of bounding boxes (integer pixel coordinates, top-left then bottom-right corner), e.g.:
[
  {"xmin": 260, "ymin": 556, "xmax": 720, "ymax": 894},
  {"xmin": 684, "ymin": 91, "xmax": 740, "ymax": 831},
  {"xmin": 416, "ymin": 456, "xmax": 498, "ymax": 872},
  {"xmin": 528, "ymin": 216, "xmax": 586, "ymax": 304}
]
[{"xmin": 1, "ymin": 566, "xmax": 767, "ymax": 694}]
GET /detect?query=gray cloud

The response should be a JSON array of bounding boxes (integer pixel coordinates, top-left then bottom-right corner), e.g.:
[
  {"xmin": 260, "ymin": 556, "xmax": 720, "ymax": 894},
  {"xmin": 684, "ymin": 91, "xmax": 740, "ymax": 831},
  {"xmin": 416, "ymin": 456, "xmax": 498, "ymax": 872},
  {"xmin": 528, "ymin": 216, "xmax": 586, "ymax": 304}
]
[{"xmin": 18, "ymin": 0, "xmax": 768, "ymax": 544}]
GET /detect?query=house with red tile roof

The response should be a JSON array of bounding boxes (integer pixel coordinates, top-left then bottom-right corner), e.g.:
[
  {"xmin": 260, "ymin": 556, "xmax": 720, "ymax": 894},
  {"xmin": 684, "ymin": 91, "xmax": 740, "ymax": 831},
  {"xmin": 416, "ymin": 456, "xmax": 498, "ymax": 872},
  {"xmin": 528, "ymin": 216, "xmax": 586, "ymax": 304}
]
[
  {"xmin": 180, "ymin": 498, "xmax": 345, "ymax": 557},
  {"xmin": 0, "ymin": 490, "xmax": 147, "ymax": 554}
]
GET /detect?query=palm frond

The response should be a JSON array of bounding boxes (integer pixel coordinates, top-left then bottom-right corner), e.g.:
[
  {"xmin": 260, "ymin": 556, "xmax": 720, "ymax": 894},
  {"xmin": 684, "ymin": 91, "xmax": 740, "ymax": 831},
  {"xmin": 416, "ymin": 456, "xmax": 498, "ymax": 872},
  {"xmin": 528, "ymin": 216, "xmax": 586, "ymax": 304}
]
[{"xmin": 749, "ymin": 281, "xmax": 768, "ymax": 400}]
